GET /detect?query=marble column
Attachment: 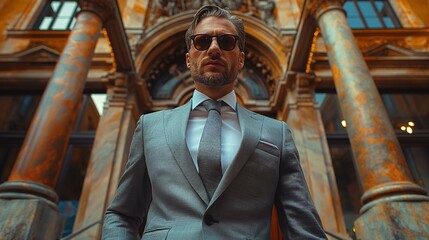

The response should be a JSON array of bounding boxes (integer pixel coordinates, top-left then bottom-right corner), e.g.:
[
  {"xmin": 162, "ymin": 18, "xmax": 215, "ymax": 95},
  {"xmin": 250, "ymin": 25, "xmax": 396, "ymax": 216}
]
[
  {"xmin": 71, "ymin": 72, "xmax": 139, "ymax": 239},
  {"xmin": 282, "ymin": 73, "xmax": 348, "ymax": 238},
  {"xmin": 307, "ymin": 0, "xmax": 429, "ymax": 239},
  {"xmin": 0, "ymin": 8, "xmax": 103, "ymax": 240}
]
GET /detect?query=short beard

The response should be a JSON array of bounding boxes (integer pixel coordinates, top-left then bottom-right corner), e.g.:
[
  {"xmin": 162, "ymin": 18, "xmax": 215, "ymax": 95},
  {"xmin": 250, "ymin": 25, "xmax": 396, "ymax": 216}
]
[{"xmin": 192, "ymin": 71, "xmax": 233, "ymax": 87}]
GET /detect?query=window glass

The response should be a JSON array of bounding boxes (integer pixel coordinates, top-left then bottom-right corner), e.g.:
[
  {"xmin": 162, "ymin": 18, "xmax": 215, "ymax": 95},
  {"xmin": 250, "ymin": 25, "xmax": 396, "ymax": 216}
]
[
  {"xmin": 56, "ymin": 145, "xmax": 92, "ymax": 238},
  {"xmin": 343, "ymin": 0, "xmax": 401, "ymax": 29},
  {"xmin": 316, "ymin": 93, "xmax": 347, "ymax": 133},
  {"xmin": 0, "ymin": 96, "xmax": 97, "ymax": 237},
  {"xmin": 0, "ymin": 146, "xmax": 20, "ymax": 183},
  {"xmin": 34, "ymin": 0, "xmax": 78, "ymax": 30},
  {"xmin": 39, "ymin": 17, "xmax": 53, "ymax": 30},
  {"xmin": 51, "ymin": 1, "xmax": 61, "ymax": 12},
  {"xmin": 374, "ymin": 1, "xmax": 384, "ymax": 11},
  {"xmin": 382, "ymin": 94, "xmax": 429, "ymax": 133},
  {"xmin": 0, "ymin": 95, "xmax": 41, "ymax": 131},
  {"xmin": 91, "ymin": 94, "xmax": 107, "ymax": 115},
  {"xmin": 365, "ymin": 17, "xmax": 383, "ymax": 28},
  {"xmin": 0, "ymin": 94, "xmax": 99, "ymax": 185},
  {"xmin": 383, "ymin": 17, "xmax": 394, "ymax": 28},
  {"xmin": 330, "ymin": 146, "xmax": 361, "ymax": 237},
  {"xmin": 0, "ymin": 95, "xmax": 99, "ymax": 132},
  {"xmin": 347, "ymin": 18, "xmax": 365, "ymax": 29},
  {"xmin": 52, "ymin": 18, "xmax": 71, "ymax": 30},
  {"xmin": 70, "ymin": 17, "xmax": 77, "ymax": 29},
  {"xmin": 318, "ymin": 93, "xmax": 429, "ymax": 133},
  {"xmin": 58, "ymin": 2, "xmax": 77, "ymax": 17},
  {"xmin": 329, "ymin": 143, "xmax": 429, "ymax": 237},
  {"xmin": 358, "ymin": 2, "xmax": 377, "ymax": 17},
  {"xmin": 344, "ymin": 2, "xmax": 360, "ymax": 17},
  {"xmin": 403, "ymin": 147, "xmax": 429, "ymax": 191}
]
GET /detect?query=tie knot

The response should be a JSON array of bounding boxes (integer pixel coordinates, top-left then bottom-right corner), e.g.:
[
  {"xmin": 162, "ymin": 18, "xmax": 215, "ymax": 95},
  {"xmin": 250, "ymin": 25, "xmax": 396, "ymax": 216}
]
[{"xmin": 202, "ymin": 99, "xmax": 221, "ymax": 113}]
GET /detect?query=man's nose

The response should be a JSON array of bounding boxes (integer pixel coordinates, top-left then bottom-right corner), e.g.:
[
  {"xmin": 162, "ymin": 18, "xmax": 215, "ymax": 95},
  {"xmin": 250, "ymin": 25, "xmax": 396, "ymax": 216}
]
[{"xmin": 207, "ymin": 37, "xmax": 221, "ymax": 55}]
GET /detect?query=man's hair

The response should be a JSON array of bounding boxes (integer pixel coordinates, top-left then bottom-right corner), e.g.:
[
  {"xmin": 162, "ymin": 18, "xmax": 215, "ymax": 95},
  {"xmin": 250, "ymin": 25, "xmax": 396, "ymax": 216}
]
[{"xmin": 185, "ymin": 5, "xmax": 245, "ymax": 52}]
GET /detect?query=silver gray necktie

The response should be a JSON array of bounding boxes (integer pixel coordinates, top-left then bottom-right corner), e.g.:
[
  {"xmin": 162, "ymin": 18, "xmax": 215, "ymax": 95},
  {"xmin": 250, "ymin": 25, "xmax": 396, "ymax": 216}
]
[{"xmin": 197, "ymin": 99, "xmax": 222, "ymax": 200}]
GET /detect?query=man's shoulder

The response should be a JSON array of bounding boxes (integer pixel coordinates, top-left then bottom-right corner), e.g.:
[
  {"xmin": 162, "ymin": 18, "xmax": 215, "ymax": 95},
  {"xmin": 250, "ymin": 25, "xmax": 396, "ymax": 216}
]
[
  {"xmin": 238, "ymin": 104, "xmax": 285, "ymax": 127},
  {"xmin": 139, "ymin": 103, "xmax": 190, "ymax": 120}
]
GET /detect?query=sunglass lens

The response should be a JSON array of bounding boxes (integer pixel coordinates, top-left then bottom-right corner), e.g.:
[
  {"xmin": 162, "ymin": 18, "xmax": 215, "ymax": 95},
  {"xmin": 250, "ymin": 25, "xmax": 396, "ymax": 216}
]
[
  {"xmin": 194, "ymin": 35, "xmax": 211, "ymax": 50},
  {"xmin": 218, "ymin": 35, "xmax": 236, "ymax": 50}
]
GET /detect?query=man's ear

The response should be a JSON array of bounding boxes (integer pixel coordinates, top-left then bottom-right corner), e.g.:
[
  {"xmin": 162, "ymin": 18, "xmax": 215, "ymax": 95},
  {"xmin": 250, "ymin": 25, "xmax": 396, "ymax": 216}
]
[
  {"xmin": 239, "ymin": 52, "xmax": 245, "ymax": 69},
  {"xmin": 186, "ymin": 52, "xmax": 191, "ymax": 69}
]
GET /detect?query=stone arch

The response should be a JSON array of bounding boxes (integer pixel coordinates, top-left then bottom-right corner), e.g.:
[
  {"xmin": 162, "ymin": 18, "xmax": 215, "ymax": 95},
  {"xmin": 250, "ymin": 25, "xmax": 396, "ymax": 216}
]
[{"xmin": 135, "ymin": 10, "xmax": 287, "ymax": 110}]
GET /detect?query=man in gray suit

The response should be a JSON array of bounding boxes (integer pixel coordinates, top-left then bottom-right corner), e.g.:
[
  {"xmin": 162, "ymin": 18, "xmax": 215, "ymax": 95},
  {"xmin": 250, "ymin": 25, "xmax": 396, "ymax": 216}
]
[{"xmin": 102, "ymin": 5, "xmax": 326, "ymax": 240}]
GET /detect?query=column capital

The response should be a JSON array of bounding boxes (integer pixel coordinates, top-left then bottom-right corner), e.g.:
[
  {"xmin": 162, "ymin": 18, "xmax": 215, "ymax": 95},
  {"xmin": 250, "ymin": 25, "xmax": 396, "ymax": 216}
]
[
  {"xmin": 79, "ymin": 0, "xmax": 117, "ymax": 23},
  {"xmin": 102, "ymin": 71, "xmax": 128, "ymax": 87},
  {"xmin": 307, "ymin": 0, "xmax": 345, "ymax": 21},
  {"xmin": 283, "ymin": 72, "xmax": 321, "ymax": 119},
  {"xmin": 102, "ymin": 72, "xmax": 129, "ymax": 108},
  {"xmin": 287, "ymin": 72, "xmax": 319, "ymax": 99}
]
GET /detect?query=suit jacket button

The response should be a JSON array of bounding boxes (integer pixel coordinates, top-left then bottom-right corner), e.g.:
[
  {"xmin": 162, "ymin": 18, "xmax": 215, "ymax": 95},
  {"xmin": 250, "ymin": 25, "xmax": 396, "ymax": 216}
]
[{"xmin": 204, "ymin": 214, "xmax": 217, "ymax": 226}]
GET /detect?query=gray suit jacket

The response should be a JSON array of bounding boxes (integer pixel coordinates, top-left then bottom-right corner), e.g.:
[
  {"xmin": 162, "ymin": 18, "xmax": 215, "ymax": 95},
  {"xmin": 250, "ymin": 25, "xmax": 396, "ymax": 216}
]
[{"xmin": 102, "ymin": 101, "xmax": 326, "ymax": 240}]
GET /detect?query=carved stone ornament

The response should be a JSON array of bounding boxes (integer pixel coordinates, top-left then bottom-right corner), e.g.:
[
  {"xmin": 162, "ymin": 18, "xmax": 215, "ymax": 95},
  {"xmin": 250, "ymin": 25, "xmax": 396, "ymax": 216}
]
[
  {"xmin": 189, "ymin": 0, "xmax": 243, "ymax": 10},
  {"xmin": 307, "ymin": 0, "xmax": 345, "ymax": 21},
  {"xmin": 156, "ymin": 0, "xmax": 180, "ymax": 17},
  {"xmin": 356, "ymin": 37, "xmax": 429, "ymax": 53},
  {"xmin": 102, "ymin": 72, "xmax": 129, "ymax": 107},
  {"xmin": 254, "ymin": 0, "xmax": 276, "ymax": 28},
  {"xmin": 147, "ymin": 0, "xmax": 276, "ymax": 28},
  {"xmin": 79, "ymin": 0, "xmax": 116, "ymax": 23}
]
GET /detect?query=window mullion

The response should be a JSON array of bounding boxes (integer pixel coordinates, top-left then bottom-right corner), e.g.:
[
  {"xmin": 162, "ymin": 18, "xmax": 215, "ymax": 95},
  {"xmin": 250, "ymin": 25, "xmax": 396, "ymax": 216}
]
[
  {"xmin": 48, "ymin": 0, "xmax": 64, "ymax": 30},
  {"xmin": 66, "ymin": 4, "xmax": 78, "ymax": 30},
  {"xmin": 385, "ymin": 1, "xmax": 402, "ymax": 28},
  {"xmin": 370, "ymin": 0, "xmax": 387, "ymax": 28},
  {"xmin": 65, "ymin": 4, "xmax": 77, "ymax": 30},
  {"xmin": 353, "ymin": 0, "xmax": 369, "ymax": 28}
]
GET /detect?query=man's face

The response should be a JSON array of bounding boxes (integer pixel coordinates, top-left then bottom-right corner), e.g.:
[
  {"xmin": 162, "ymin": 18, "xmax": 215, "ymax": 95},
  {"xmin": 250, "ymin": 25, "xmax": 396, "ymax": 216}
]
[{"xmin": 186, "ymin": 16, "xmax": 244, "ymax": 89}]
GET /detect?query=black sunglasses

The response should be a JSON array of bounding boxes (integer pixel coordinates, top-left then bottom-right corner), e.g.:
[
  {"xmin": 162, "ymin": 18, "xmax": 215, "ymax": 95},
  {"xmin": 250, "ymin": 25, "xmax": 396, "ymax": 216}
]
[{"xmin": 190, "ymin": 34, "xmax": 240, "ymax": 51}]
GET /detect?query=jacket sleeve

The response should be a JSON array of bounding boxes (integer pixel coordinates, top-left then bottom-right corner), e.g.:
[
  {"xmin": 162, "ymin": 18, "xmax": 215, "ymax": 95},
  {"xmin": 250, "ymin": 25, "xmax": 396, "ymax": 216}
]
[
  {"xmin": 275, "ymin": 123, "xmax": 327, "ymax": 240},
  {"xmin": 102, "ymin": 115, "xmax": 152, "ymax": 239}
]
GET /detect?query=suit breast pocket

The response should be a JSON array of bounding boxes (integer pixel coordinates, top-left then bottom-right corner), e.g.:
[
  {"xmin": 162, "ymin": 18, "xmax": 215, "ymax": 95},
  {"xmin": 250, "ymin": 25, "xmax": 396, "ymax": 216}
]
[
  {"xmin": 237, "ymin": 140, "xmax": 280, "ymax": 198},
  {"xmin": 256, "ymin": 140, "xmax": 280, "ymax": 158},
  {"xmin": 142, "ymin": 227, "xmax": 170, "ymax": 240},
  {"xmin": 251, "ymin": 140, "xmax": 280, "ymax": 172}
]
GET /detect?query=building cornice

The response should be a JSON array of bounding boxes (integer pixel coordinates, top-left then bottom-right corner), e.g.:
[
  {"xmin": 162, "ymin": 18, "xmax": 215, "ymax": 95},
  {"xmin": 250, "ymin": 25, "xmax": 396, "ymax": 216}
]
[{"xmin": 307, "ymin": 0, "xmax": 345, "ymax": 21}]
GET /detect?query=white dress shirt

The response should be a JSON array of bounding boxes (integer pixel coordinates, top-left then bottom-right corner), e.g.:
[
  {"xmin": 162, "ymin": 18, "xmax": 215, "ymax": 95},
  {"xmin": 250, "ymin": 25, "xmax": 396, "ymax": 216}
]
[{"xmin": 186, "ymin": 90, "xmax": 242, "ymax": 174}]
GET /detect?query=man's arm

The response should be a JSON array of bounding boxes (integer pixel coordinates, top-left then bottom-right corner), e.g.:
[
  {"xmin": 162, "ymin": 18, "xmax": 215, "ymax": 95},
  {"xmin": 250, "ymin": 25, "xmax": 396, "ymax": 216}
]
[
  {"xmin": 275, "ymin": 123, "xmax": 327, "ymax": 239},
  {"xmin": 102, "ymin": 115, "xmax": 152, "ymax": 239}
]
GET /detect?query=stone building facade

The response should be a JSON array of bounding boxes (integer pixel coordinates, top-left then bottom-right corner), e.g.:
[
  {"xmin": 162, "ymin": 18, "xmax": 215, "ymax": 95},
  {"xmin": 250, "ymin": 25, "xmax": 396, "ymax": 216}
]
[{"xmin": 0, "ymin": 0, "xmax": 428, "ymax": 239}]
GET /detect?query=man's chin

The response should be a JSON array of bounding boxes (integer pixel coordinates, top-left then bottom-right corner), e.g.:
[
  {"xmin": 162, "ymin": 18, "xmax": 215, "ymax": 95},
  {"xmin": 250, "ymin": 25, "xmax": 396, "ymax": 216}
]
[
  {"xmin": 204, "ymin": 71, "xmax": 223, "ymax": 78},
  {"xmin": 194, "ymin": 73, "xmax": 228, "ymax": 87}
]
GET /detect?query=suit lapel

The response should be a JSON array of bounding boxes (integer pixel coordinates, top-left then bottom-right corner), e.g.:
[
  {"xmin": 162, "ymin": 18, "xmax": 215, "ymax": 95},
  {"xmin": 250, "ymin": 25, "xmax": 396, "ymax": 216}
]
[
  {"xmin": 210, "ymin": 104, "xmax": 263, "ymax": 205},
  {"xmin": 164, "ymin": 101, "xmax": 210, "ymax": 205}
]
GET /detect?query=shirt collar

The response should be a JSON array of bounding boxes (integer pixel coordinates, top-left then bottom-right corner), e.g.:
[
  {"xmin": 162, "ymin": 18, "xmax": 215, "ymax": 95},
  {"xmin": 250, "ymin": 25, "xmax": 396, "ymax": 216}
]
[{"xmin": 191, "ymin": 89, "xmax": 237, "ymax": 111}]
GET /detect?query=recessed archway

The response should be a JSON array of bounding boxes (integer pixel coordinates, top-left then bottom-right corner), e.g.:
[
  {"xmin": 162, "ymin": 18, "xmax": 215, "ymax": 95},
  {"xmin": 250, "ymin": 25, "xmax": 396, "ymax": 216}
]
[{"xmin": 135, "ymin": 10, "xmax": 287, "ymax": 113}]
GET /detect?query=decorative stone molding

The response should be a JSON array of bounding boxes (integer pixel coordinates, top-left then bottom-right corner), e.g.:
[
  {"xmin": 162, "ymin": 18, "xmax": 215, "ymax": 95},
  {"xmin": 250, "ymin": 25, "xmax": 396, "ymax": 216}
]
[
  {"xmin": 357, "ymin": 38, "xmax": 429, "ymax": 53},
  {"xmin": 307, "ymin": 0, "xmax": 345, "ymax": 21},
  {"xmin": 254, "ymin": 0, "xmax": 276, "ymax": 28},
  {"xmin": 136, "ymin": 10, "xmax": 285, "ymax": 110},
  {"xmin": 286, "ymin": 73, "xmax": 318, "ymax": 107},
  {"xmin": 79, "ymin": 0, "xmax": 116, "ymax": 23},
  {"xmin": 245, "ymin": 49, "xmax": 276, "ymax": 94},
  {"xmin": 146, "ymin": 0, "xmax": 276, "ymax": 28},
  {"xmin": 0, "ymin": 181, "xmax": 59, "ymax": 209},
  {"xmin": 102, "ymin": 72, "xmax": 129, "ymax": 108}
]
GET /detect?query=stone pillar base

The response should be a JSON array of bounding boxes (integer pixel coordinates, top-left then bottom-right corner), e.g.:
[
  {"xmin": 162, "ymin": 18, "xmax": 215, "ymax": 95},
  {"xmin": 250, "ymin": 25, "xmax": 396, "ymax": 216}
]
[
  {"xmin": 354, "ymin": 201, "xmax": 429, "ymax": 239},
  {"xmin": 0, "ymin": 199, "xmax": 64, "ymax": 240}
]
